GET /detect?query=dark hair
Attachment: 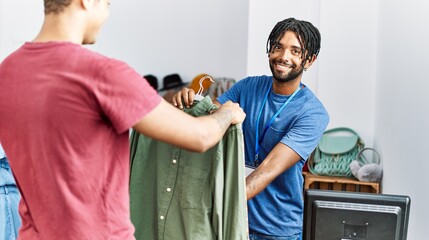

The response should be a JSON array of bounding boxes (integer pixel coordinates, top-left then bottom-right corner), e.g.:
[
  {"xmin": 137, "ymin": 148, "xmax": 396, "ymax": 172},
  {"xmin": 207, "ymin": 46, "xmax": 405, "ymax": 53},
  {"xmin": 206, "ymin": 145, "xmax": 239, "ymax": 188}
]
[
  {"xmin": 266, "ymin": 17, "xmax": 321, "ymax": 63},
  {"xmin": 44, "ymin": 0, "xmax": 73, "ymax": 14}
]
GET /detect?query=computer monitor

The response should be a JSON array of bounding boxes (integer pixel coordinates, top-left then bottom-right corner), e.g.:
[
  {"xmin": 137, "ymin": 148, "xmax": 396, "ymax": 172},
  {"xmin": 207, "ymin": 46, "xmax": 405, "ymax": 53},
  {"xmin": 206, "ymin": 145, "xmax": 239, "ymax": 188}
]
[{"xmin": 303, "ymin": 189, "xmax": 411, "ymax": 240}]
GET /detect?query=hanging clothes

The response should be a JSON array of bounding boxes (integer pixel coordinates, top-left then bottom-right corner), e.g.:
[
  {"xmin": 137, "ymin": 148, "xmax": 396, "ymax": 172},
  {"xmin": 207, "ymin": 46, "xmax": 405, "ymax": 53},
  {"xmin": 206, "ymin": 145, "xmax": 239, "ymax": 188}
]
[
  {"xmin": 129, "ymin": 96, "xmax": 248, "ymax": 240},
  {"xmin": 207, "ymin": 77, "xmax": 236, "ymax": 100},
  {"xmin": 0, "ymin": 144, "xmax": 21, "ymax": 240}
]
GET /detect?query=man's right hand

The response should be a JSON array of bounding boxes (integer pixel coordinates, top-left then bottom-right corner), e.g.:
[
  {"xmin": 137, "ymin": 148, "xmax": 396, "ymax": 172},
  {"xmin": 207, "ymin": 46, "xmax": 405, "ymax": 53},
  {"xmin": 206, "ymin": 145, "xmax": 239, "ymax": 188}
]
[
  {"xmin": 171, "ymin": 88, "xmax": 245, "ymax": 125},
  {"xmin": 214, "ymin": 101, "xmax": 245, "ymax": 125},
  {"xmin": 171, "ymin": 87, "xmax": 196, "ymax": 109}
]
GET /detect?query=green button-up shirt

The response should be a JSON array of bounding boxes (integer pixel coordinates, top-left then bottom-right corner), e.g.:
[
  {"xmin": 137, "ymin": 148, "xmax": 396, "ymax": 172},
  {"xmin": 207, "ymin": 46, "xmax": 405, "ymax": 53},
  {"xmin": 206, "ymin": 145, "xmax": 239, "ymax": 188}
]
[{"xmin": 130, "ymin": 96, "xmax": 248, "ymax": 240}]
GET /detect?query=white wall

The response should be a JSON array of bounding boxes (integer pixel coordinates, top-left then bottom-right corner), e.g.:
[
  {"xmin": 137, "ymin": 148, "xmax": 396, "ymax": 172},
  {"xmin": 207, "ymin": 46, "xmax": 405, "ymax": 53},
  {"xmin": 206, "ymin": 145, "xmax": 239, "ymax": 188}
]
[
  {"xmin": 375, "ymin": 0, "xmax": 429, "ymax": 239},
  {"xmin": 0, "ymin": 0, "xmax": 43, "ymax": 60},
  {"xmin": 318, "ymin": 0, "xmax": 377, "ymax": 148},
  {"xmin": 89, "ymin": 0, "xmax": 249, "ymax": 84}
]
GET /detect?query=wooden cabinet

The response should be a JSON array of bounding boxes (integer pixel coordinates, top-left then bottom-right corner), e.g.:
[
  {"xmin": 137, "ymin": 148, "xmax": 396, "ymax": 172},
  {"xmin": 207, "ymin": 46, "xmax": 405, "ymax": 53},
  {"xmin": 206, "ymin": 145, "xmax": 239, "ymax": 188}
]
[{"xmin": 303, "ymin": 172, "xmax": 380, "ymax": 194}]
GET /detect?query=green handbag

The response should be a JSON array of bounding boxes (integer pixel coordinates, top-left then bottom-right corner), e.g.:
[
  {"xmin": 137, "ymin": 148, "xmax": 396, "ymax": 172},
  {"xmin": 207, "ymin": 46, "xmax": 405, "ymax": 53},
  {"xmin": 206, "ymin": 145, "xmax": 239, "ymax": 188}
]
[{"xmin": 308, "ymin": 127, "xmax": 365, "ymax": 177}]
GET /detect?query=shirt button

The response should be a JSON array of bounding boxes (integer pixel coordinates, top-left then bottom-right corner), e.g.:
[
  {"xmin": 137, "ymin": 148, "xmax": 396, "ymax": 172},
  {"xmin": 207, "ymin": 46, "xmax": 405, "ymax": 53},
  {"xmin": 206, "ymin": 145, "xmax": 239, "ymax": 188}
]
[
  {"xmin": 160, "ymin": 215, "xmax": 165, "ymax": 220},
  {"xmin": 166, "ymin": 187, "xmax": 172, "ymax": 192},
  {"xmin": 172, "ymin": 159, "xmax": 177, "ymax": 164}
]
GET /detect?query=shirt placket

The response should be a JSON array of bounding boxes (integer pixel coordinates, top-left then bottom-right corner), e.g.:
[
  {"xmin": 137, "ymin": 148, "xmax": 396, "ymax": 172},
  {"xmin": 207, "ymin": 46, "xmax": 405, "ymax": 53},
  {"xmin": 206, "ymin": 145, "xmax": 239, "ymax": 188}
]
[{"xmin": 158, "ymin": 147, "xmax": 182, "ymax": 239}]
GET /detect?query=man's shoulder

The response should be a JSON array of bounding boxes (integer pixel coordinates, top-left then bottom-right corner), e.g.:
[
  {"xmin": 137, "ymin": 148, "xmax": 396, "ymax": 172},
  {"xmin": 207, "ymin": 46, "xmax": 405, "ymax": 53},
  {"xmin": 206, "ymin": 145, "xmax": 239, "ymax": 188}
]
[
  {"xmin": 1, "ymin": 42, "xmax": 115, "ymax": 68},
  {"xmin": 296, "ymin": 87, "xmax": 329, "ymax": 120},
  {"xmin": 39, "ymin": 42, "xmax": 118, "ymax": 66},
  {"xmin": 300, "ymin": 87, "xmax": 326, "ymax": 107},
  {"xmin": 235, "ymin": 75, "xmax": 271, "ymax": 89},
  {"xmin": 68, "ymin": 46, "xmax": 130, "ymax": 75},
  {"xmin": 241, "ymin": 75, "xmax": 271, "ymax": 82},
  {"xmin": 71, "ymin": 45, "xmax": 115, "ymax": 65}
]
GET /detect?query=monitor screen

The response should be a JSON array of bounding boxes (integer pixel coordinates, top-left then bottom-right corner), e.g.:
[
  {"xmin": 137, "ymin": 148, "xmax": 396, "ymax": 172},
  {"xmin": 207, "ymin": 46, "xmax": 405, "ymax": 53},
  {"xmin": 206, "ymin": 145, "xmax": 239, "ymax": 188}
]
[{"xmin": 304, "ymin": 189, "xmax": 411, "ymax": 240}]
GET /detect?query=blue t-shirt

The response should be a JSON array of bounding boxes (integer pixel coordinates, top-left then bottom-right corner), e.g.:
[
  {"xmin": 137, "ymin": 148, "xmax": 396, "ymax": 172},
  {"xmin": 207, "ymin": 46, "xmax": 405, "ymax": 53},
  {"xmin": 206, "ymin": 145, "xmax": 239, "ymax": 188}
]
[{"xmin": 217, "ymin": 75, "xmax": 329, "ymax": 237}]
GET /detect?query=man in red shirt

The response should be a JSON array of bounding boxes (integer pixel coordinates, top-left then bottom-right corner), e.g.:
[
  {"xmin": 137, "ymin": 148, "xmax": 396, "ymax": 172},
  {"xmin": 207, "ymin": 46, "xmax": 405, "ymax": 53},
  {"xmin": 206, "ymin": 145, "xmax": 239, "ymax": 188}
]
[{"xmin": 0, "ymin": 1, "xmax": 245, "ymax": 239}]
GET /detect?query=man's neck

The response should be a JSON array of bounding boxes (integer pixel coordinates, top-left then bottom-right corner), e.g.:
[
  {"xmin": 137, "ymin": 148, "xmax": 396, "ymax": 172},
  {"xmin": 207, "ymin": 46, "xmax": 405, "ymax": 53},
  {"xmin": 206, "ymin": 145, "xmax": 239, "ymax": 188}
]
[
  {"xmin": 33, "ymin": 13, "xmax": 85, "ymax": 44},
  {"xmin": 272, "ymin": 77, "xmax": 302, "ymax": 95}
]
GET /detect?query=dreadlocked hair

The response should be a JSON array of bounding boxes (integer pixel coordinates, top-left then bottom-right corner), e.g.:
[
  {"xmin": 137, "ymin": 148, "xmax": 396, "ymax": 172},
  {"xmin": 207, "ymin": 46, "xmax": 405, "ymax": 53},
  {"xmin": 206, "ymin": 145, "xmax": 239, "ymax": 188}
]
[
  {"xmin": 44, "ymin": 0, "xmax": 73, "ymax": 14},
  {"xmin": 266, "ymin": 17, "xmax": 321, "ymax": 64}
]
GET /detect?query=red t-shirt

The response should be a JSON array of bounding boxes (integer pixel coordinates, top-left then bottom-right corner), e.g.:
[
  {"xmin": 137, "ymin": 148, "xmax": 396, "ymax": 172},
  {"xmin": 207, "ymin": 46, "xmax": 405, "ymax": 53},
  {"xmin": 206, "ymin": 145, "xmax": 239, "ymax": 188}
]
[{"xmin": 0, "ymin": 42, "xmax": 161, "ymax": 240}]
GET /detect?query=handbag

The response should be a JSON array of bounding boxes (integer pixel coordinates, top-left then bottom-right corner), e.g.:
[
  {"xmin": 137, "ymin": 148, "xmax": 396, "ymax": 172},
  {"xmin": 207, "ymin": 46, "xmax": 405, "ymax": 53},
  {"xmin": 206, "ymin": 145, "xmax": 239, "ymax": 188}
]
[{"xmin": 308, "ymin": 127, "xmax": 365, "ymax": 177}]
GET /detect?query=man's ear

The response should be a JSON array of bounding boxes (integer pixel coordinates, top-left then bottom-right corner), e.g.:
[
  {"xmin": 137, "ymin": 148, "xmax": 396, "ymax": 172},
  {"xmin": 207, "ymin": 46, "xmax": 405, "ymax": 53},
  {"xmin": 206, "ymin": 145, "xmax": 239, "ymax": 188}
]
[
  {"xmin": 80, "ymin": 0, "xmax": 93, "ymax": 10},
  {"xmin": 304, "ymin": 54, "xmax": 317, "ymax": 70}
]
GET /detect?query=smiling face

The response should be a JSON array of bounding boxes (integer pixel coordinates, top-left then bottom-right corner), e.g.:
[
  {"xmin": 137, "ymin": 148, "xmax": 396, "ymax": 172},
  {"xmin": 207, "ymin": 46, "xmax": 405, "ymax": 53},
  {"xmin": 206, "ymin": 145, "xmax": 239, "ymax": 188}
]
[{"xmin": 268, "ymin": 31, "xmax": 308, "ymax": 83}]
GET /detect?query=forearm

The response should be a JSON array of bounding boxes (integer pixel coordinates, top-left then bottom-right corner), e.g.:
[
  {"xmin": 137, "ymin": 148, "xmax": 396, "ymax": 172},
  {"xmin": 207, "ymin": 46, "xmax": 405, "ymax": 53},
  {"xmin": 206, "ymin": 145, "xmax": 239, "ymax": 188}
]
[
  {"xmin": 192, "ymin": 107, "xmax": 234, "ymax": 152},
  {"xmin": 245, "ymin": 143, "xmax": 302, "ymax": 200},
  {"xmin": 133, "ymin": 99, "xmax": 243, "ymax": 153},
  {"xmin": 245, "ymin": 167, "xmax": 276, "ymax": 200}
]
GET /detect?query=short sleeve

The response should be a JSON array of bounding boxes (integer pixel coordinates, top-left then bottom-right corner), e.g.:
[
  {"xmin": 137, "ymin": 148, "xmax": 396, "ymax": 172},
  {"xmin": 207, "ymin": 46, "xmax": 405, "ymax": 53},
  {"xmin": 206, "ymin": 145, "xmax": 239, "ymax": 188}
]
[
  {"xmin": 95, "ymin": 59, "xmax": 162, "ymax": 133},
  {"xmin": 280, "ymin": 105, "xmax": 329, "ymax": 160}
]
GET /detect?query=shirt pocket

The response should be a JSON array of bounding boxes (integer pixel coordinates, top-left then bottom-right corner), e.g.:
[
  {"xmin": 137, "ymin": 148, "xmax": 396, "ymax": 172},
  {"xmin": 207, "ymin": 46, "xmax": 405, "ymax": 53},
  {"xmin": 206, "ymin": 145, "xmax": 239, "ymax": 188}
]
[
  {"xmin": 180, "ymin": 165, "xmax": 209, "ymax": 209},
  {"xmin": 261, "ymin": 125, "xmax": 287, "ymax": 153}
]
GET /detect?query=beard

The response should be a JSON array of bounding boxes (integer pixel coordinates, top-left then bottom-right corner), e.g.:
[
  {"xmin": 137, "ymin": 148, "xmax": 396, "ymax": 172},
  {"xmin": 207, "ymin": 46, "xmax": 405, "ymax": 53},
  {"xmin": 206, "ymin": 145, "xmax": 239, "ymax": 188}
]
[{"xmin": 269, "ymin": 59, "xmax": 304, "ymax": 83}]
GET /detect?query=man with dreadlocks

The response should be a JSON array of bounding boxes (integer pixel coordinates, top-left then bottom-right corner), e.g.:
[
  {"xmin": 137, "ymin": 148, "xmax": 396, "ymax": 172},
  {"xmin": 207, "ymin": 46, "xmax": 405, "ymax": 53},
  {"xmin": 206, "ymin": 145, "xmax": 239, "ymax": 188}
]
[{"xmin": 172, "ymin": 17, "xmax": 329, "ymax": 239}]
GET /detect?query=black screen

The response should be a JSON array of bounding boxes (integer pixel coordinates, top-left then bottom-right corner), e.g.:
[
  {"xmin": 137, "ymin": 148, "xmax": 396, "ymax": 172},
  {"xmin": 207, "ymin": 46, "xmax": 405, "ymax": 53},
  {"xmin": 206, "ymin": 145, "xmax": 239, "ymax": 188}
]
[{"xmin": 304, "ymin": 189, "xmax": 410, "ymax": 240}]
